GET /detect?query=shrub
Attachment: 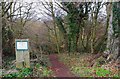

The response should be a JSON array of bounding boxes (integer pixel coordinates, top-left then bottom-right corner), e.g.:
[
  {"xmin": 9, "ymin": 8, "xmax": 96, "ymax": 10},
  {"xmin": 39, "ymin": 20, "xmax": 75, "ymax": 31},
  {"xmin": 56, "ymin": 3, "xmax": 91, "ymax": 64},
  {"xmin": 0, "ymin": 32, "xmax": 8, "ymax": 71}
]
[{"xmin": 3, "ymin": 68, "xmax": 32, "ymax": 78}]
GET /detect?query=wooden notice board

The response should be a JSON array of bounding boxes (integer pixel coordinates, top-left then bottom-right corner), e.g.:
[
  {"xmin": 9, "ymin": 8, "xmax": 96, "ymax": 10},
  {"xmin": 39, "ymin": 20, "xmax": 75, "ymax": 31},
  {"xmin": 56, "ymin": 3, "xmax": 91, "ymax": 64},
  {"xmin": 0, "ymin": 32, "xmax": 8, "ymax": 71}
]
[{"xmin": 15, "ymin": 39, "xmax": 30, "ymax": 68}]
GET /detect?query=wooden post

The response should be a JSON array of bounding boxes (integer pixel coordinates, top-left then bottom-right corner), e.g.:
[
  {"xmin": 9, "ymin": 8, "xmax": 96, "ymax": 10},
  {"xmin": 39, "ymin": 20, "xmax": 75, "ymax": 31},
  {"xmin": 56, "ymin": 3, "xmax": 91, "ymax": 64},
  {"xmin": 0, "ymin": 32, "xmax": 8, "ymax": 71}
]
[{"xmin": 15, "ymin": 39, "xmax": 30, "ymax": 68}]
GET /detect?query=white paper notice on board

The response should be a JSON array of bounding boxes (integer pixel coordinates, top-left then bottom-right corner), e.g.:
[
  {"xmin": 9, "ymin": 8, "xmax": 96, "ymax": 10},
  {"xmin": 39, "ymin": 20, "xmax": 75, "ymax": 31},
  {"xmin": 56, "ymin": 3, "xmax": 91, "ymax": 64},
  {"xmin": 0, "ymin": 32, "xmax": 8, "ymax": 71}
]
[{"xmin": 17, "ymin": 42, "xmax": 28, "ymax": 50}]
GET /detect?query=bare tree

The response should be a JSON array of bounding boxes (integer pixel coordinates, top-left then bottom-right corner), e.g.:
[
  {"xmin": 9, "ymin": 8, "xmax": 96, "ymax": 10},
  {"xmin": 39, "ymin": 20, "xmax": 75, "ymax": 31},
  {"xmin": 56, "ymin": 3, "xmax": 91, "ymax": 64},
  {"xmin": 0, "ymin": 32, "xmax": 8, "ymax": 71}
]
[
  {"xmin": 37, "ymin": 0, "xmax": 61, "ymax": 53},
  {"xmin": 2, "ymin": 1, "xmax": 36, "ymax": 56}
]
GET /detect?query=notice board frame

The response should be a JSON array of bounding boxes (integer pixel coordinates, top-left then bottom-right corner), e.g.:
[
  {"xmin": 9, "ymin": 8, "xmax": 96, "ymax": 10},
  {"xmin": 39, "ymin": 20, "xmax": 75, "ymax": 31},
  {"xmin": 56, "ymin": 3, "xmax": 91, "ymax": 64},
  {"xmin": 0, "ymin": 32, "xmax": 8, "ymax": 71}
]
[{"xmin": 15, "ymin": 39, "xmax": 29, "ymax": 51}]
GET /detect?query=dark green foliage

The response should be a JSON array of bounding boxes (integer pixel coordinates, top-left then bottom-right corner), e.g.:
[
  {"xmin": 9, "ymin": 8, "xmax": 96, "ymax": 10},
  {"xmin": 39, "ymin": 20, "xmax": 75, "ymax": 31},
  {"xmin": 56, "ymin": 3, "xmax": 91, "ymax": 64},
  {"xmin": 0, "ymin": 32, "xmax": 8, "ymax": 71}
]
[
  {"xmin": 112, "ymin": 2, "xmax": 120, "ymax": 38},
  {"xmin": 59, "ymin": 2, "xmax": 92, "ymax": 53},
  {"xmin": 2, "ymin": 2, "xmax": 15, "ymax": 56},
  {"xmin": 3, "ymin": 68, "xmax": 32, "ymax": 78},
  {"xmin": 112, "ymin": 2, "xmax": 120, "ymax": 58},
  {"xmin": 2, "ymin": 27, "xmax": 14, "ymax": 56}
]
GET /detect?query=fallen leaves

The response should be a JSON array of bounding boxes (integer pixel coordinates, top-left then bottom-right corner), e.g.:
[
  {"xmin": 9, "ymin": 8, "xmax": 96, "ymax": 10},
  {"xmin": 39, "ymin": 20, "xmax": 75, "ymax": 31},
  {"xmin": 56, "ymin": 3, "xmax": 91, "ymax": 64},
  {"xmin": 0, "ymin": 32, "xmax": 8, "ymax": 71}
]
[{"xmin": 58, "ymin": 53, "xmax": 120, "ymax": 77}]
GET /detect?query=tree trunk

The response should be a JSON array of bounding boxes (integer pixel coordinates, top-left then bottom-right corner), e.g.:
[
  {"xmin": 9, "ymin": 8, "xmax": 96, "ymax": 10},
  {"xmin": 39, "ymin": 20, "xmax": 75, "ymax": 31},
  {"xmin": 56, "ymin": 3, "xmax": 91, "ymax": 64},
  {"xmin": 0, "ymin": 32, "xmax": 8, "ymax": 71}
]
[
  {"xmin": 105, "ymin": 3, "xmax": 119, "ymax": 61},
  {"xmin": 104, "ymin": 3, "xmax": 113, "ymax": 55},
  {"xmin": 50, "ymin": 2, "xmax": 60, "ymax": 54},
  {"xmin": 117, "ymin": 2, "xmax": 120, "ymax": 59}
]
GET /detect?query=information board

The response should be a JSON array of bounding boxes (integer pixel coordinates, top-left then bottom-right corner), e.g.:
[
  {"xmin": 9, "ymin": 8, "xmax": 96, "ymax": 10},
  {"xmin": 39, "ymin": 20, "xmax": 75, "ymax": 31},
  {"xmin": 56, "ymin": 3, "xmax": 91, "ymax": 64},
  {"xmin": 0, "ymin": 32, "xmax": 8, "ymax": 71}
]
[{"xmin": 16, "ymin": 41, "xmax": 28, "ymax": 50}]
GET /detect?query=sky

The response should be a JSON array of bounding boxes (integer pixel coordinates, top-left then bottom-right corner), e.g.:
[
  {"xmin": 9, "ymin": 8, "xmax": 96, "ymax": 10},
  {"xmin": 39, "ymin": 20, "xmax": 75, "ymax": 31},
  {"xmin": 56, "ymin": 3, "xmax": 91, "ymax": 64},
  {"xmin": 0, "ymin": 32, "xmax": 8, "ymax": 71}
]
[
  {"xmin": 11, "ymin": 0, "xmax": 108, "ymax": 22},
  {"xmin": 11, "ymin": 0, "xmax": 64, "ymax": 21}
]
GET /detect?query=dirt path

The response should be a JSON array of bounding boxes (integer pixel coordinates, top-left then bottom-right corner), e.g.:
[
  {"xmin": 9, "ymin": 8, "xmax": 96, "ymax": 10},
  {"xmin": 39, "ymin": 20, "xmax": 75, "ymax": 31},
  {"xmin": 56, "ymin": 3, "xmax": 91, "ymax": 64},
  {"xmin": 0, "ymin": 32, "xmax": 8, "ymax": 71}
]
[{"xmin": 49, "ymin": 54, "xmax": 75, "ymax": 77}]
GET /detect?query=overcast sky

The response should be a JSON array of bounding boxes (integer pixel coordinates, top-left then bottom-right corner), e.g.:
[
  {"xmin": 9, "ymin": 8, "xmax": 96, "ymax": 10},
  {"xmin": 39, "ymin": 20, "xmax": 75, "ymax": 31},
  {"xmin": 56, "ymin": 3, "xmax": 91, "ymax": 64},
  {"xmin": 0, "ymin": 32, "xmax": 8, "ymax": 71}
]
[{"xmin": 12, "ymin": 0, "xmax": 107, "ymax": 22}]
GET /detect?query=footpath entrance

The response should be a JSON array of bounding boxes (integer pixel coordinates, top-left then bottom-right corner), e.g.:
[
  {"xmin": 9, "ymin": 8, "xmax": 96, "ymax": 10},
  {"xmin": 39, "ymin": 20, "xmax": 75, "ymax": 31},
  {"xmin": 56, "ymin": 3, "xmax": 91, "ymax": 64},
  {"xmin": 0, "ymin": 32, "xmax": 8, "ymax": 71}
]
[{"xmin": 49, "ymin": 54, "xmax": 75, "ymax": 77}]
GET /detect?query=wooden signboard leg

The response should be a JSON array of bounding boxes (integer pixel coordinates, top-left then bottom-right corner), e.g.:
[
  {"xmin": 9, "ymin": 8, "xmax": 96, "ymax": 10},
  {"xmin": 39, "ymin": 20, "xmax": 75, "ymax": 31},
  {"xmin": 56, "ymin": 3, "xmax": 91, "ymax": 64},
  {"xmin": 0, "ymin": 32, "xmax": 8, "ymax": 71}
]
[
  {"xmin": 23, "ymin": 51, "xmax": 30, "ymax": 68},
  {"xmin": 16, "ymin": 51, "xmax": 24, "ymax": 68}
]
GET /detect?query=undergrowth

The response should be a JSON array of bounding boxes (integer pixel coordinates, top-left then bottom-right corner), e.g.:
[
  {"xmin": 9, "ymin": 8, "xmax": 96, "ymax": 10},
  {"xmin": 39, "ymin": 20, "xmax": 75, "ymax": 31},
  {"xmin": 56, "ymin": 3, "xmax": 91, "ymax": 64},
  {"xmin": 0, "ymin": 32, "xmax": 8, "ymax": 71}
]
[{"xmin": 59, "ymin": 53, "xmax": 120, "ymax": 77}]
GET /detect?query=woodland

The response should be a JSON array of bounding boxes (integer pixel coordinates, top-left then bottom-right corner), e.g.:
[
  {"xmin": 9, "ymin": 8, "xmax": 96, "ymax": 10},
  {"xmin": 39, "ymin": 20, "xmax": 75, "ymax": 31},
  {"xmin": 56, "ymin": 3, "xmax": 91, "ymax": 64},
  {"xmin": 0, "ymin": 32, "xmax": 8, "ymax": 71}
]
[{"xmin": 0, "ymin": 0, "xmax": 120, "ymax": 78}]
